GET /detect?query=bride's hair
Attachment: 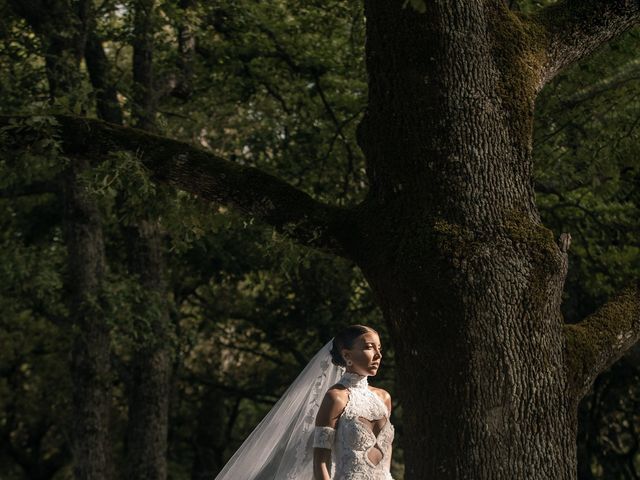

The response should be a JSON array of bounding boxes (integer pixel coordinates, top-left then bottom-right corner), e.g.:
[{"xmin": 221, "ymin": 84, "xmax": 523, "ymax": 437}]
[{"xmin": 329, "ymin": 324, "xmax": 379, "ymax": 367}]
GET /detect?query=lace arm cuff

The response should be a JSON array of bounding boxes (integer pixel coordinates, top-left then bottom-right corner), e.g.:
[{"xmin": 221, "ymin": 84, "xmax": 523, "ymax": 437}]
[{"xmin": 312, "ymin": 426, "xmax": 335, "ymax": 449}]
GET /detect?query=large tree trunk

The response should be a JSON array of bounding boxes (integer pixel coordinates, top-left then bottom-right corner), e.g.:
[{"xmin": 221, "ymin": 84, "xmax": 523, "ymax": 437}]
[
  {"xmin": 348, "ymin": 2, "xmax": 637, "ymax": 478},
  {"xmin": 354, "ymin": 211, "xmax": 575, "ymax": 479},
  {"xmin": 6, "ymin": 1, "xmax": 114, "ymax": 478}
]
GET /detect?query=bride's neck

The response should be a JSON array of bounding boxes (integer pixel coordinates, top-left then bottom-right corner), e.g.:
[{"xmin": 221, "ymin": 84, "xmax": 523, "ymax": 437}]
[{"xmin": 339, "ymin": 370, "xmax": 369, "ymax": 389}]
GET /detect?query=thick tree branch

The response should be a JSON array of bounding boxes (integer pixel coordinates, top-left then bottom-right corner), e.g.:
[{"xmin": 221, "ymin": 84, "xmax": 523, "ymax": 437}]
[
  {"xmin": 0, "ymin": 114, "xmax": 358, "ymax": 259},
  {"xmin": 530, "ymin": 0, "xmax": 640, "ymax": 88},
  {"xmin": 563, "ymin": 281, "xmax": 640, "ymax": 401}
]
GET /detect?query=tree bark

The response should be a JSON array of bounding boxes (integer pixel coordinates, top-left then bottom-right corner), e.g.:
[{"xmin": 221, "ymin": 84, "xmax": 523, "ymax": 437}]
[
  {"xmin": 350, "ymin": 3, "xmax": 570, "ymax": 476},
  {"xmin": 132, "ymin": 0, "xmax": 156, "ymax": 131},
  {"xmin": 81, "ymin": 8, "xmax": 173, "ymax": 477},
  {"xmin": 7, "ymin": 2, "xmax": 114, "ymax": 479},
  {"xmin": 122, "ymin": 217, "xmax": 172, "ymax": 480},
  {"xmin": 62, "ymin": 155, "xmax": 112, "ymax": 480},
  {"xmin": 190, "ymin": 385, "xmax": 228, "ymax": 480},
  {"xmin": 530, "ymin": 0, "xmax": 640, "ymax": 89},
  {"xmin": 172, "ymin": 0, "xmax": 197, "ymax": 100},
  {"xmin": 348, "ymin": 2, "xmax": 639, "ymax": 478},
  {"xmin": 564, "ymin": 283, "xmax": 640, "ymax": 401},
  {"xmin": 124, "ymin": 4, "xmax": 172, "ymax": 478},
  {"xmin": 85, "ymin": 33, "xmax": 124, "ymax": 125}
]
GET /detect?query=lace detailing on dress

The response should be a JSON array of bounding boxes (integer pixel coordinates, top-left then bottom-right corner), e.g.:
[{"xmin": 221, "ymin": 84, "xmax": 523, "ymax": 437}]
[
  {"xmin": 313, "ymin": 426, "xmax": 336, "ymax": 449},
  {"xmin": 339, "ymin": 371, "xmax": 369, "ymax": 390},
  {"xmin": 339, "ymin": 372, "xmax": 389, "ymax": 420},
  {"xmin": 330, "ymin": 371, "xmax": 395, "ymax": 480}
]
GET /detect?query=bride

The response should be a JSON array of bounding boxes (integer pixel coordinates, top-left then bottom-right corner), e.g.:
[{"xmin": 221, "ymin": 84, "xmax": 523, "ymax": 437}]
[
  {"xmin": 313, "ymin": 325, "xmax": 394, "ymax": 480},
  {"xmin": 214, "ymin": 324, "xmax": 395, "ymax": 480}
]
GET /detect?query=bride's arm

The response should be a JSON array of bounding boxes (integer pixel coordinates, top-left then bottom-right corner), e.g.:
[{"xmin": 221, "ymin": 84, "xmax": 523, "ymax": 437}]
[
  {"xmin": 313, "ymin": 447, "xmax": 332, "ymax": 480},
  {"xmin": 313, "ymin": 388, "xmax": 347, "ymax": 480}
]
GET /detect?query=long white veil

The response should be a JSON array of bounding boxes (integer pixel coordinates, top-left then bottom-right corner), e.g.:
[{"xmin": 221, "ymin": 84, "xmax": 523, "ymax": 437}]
[{"xmin": 214, "ymin": 337, "xmax": 345, "ymax": 479}]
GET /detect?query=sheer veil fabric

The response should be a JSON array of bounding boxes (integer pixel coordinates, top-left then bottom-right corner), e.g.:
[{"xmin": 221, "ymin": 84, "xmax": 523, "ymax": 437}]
[{"xmin": 214, "ymin": 338, "xmax": 345, "ymax": 479}]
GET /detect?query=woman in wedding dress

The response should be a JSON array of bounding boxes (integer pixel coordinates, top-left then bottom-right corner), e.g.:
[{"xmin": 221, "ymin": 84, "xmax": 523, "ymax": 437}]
[
  {"xmin": 213, "ymin": 324, "xmax": 395, "ymax": 480},
  {"xmin": 313, "ymin": 325, "xmax": 395, "ymax": 480}
]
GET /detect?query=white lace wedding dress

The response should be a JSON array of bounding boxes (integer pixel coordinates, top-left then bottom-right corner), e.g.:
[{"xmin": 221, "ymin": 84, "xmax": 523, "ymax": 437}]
[{"xmin": 313, "ymin": 371, "xmax": 395, "ymax": 480}]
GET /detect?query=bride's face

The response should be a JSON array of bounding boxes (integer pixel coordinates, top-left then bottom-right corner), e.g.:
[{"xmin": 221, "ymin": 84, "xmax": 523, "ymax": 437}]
[{"xmin": 342, "ymin": 331, "xmax": 383, "ymax": 376}]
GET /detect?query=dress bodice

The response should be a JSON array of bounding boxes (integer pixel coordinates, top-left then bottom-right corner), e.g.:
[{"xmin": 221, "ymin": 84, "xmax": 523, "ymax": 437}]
[{"xmin": 314, "ymin": 371, "xmax": 395, "ymax": 480}]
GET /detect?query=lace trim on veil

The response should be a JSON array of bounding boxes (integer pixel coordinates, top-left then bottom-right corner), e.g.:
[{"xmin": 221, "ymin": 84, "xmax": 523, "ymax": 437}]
[
  {"xmin": 286, "ymin": 356, "xmax": 336, "ymax": 479},
  {"xmin": 214, "ymin": 338, "xmax": 345, "ymax": 480}
]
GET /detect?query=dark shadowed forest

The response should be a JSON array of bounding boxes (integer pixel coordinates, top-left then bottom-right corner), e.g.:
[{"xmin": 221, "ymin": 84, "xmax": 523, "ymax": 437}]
[{"xmin": 0, "ymin": 0, "xmax": 639, "ymax": 478}]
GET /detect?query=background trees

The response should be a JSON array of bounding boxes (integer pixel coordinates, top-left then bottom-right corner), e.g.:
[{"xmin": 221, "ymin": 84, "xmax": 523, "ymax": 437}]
[{"xmin": 0, "ymin": 0, "xmax": 638, "ymax": 478}]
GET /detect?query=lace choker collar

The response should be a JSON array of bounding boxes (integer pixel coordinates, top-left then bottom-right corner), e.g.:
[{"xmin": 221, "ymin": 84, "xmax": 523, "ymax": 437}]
[{"xmin": 339, "ymin": 370, "xmax": 369, "ymax": 390}]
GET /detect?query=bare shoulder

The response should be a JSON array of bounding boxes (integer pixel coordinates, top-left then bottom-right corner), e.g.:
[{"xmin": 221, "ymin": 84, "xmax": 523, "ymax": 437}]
[
  {"xmin": 315, "ymin": 384, "xmax": 349, "ymax": 427},
  {"xmin": 370, "ymin": 386, "xmax": 392, "ymax": 414}
]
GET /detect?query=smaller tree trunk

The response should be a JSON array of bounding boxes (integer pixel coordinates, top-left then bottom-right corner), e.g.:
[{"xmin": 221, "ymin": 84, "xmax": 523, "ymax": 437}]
[
  {"xmin": 132, "ymin": 0, "xmax": 156, "ymax": 131},
  {"xmin": 85, "ymin": 33, "xmax": 123, "ymax": 125},
  {"xmin": 14, "ymin": 2, "xmax": 118, "ymax": 476},
  {"xmin": 62, "ymin": 155, "xmax": 112, "ymax": 480},
  {"xmin": 123, "ymin": 218, "xmax": 172, "ymax": 480},
  {"xmin": 190, "ymin": 385, "xmax": 228, "ymax": 480},
  {"xmin": 121, "ymin": 3, "xmax": 173, "ymax": 476}
]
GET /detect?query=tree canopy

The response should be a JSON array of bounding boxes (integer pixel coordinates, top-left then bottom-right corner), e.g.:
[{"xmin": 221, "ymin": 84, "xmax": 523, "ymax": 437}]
[{"xmin": 0, "ymin": 0, "xmax": 639, "ymax": 478}]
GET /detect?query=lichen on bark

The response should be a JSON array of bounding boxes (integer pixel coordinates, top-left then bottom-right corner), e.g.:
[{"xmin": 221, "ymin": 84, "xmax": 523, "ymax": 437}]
[
  {"xmin": 485, "ymin": 2, "xmax": 549, "ymax": 145},
  {"xmin": 563, "ymin": 283, "xmax": 640, "ymax": 400}
]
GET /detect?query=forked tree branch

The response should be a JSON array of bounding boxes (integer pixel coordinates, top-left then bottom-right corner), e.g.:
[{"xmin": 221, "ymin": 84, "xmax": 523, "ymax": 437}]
[
  {"xmin": 529, "ymin": 0, "xmax": 640, "ymax": 88},
  {"xmin": 563, "ymin": 281, "xmax": 640, "ymax": 401},
  {"xmin": 0, "ymin": 114, "xmax": 358, "ymax": 258}
]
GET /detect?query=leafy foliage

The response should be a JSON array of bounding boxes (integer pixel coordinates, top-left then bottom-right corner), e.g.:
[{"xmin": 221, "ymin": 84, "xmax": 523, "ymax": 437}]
[{"xmin": 0, "ymin": 0, "xmax": 638, "ymax": 478}]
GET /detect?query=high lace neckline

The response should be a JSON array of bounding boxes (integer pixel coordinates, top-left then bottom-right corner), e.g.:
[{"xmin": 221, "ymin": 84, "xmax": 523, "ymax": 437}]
[{"xmin": 339, "ymin": 370, "xmax": 369, "ymax": 390}]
